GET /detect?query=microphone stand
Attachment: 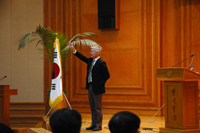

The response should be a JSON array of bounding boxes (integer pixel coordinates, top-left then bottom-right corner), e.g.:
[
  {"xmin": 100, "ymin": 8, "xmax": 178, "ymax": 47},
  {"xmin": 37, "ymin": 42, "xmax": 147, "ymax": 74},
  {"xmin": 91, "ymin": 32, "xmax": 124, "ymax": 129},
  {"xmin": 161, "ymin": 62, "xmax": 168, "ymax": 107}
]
[
  {"xmin": 0, "ymin": 76, "xmax": 7, "ymax": 81},
  {"xmin": 172, "ymin": 55, "xmax": 194, "ymax": 68}
]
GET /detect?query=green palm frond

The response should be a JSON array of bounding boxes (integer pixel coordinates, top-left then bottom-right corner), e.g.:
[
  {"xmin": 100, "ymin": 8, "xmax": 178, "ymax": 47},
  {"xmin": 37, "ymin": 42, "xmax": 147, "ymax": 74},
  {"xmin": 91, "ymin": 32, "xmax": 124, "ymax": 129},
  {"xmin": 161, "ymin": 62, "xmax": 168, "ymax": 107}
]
[
  {"xmin": 72, "ymin": 39, "xmax": 99, "ymax": 47},
  {"xmin": 18, "ymin": 33, "xmax": 33, "ymax": 49},
  {"xmin": 70, "ymin": 32, "xmax": 98, "ymax": 42},
  {"xmin": 18, "ymin": 26, "xmax": 54, "ymax": 49},
  {"xmin": 18, "ymin": 25, "xmax": 56, "ymax": 63},
  {"xmin": 62, "ymin": 45, "xmax": 71, "ymax": 52},
  {"xmin": 18, "ymin": 25, "xmax": 99, "ymax": 66}
]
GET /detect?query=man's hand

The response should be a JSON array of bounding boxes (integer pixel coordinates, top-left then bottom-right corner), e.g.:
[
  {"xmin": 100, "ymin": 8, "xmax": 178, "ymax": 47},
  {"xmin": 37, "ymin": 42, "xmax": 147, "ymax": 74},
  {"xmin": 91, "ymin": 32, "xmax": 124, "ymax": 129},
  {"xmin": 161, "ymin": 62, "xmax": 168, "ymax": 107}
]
[{"xmin": 68, "ymin": 41, "xmax": 76, "ymax": 52}]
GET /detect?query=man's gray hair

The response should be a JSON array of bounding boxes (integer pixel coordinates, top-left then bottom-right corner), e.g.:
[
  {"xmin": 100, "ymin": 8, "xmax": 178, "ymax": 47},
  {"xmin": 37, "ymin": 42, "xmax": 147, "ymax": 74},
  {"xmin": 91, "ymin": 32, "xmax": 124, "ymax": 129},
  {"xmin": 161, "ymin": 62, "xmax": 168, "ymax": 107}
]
[{"xmin": 91, "ymin": 45, "xmax": 102, "ymax": 55}]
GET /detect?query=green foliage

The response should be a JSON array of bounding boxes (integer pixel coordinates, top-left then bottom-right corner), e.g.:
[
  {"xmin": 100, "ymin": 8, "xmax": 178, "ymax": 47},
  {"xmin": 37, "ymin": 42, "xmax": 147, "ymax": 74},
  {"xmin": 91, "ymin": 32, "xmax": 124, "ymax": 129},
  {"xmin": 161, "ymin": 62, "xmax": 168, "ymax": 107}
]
[{"xmin": 18, "ymin": 25, "xmax": 99, "ymax": 66}]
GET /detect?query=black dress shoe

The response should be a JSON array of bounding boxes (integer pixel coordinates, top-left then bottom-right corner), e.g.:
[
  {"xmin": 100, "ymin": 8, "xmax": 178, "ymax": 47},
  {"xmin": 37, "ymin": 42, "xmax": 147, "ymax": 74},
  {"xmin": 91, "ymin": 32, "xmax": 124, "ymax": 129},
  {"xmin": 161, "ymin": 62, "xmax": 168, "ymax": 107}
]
[
  {"xmin": 86, "ymin": 125, "xmax": 95, "ymax": 130},
  {"xmin": 92, "ymin": 127, "xmax": 102, "ymax": 131}
]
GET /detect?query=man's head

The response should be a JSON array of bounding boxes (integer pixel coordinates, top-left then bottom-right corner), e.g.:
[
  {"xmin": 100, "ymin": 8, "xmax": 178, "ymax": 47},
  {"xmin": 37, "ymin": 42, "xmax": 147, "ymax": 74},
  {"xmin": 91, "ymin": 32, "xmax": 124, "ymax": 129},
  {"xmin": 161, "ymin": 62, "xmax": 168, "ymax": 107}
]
[
  {"xmin": 0, "ymin": 123, "xmax": 14, "ymax": 133},
  {"xmin": 90, "ymin": 45, "xmax": 102, "ymax": 59},
  {"xmin": 50, "ymin": 108, "xmax": 82, "ymax": 133},
  {"xmin": 109, "ymin": 111, "xmax": 140, "ymax": 133}
]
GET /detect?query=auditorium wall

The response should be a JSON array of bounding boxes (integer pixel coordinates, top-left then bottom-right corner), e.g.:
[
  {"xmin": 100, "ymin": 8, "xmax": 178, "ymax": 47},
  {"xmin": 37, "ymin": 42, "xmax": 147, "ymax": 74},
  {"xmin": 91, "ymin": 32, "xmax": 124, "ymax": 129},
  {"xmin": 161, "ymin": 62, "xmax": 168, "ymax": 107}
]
[
  {"xmin": 1, "ymin": 0, "xmax": 199, "ymax": 115},
  {"xmin": 44, "ymin": 0, "xmax": 200, "ymax": 115},
  {"xmin": 0, "ymin": 0, "xmax": 44, "ymax": 102}
]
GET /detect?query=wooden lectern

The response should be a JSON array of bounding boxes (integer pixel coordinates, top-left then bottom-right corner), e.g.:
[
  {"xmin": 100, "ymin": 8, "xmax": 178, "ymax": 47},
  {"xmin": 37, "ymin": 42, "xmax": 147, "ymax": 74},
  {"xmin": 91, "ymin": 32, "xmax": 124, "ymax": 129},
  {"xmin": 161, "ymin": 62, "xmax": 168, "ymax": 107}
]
[
  {"xmin": 156, "ymin": 68, "xmax": 200, "ymax": 133},
  {"xmin": 0, "ymin": 85, "xmax": 17, "ymax": 126}
]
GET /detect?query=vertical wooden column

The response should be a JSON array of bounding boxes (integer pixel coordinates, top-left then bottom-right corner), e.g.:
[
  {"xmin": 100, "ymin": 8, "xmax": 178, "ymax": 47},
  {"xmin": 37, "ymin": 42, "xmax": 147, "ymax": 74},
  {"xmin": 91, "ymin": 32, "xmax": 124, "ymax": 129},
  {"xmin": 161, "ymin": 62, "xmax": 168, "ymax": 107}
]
[
  {"xmin": 43, "ymin": 0, "xmax": 75, "ymax": 114},
  {"xmin": 0, "ymin": 85, "xmax": 17, "ymax": 126}
]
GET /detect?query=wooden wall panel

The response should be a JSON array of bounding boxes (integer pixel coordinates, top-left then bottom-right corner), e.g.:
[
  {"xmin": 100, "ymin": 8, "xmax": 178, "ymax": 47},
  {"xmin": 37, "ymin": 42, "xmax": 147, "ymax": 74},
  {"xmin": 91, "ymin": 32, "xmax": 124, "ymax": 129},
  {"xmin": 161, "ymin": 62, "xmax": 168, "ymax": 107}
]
[
  {"xmin": 192, "ymin": 1, "xmax": 200, "ymax": 72},
  {"xmin": 43, "ymin": 0, "xmax": 200, "ymax": 115},
  {"xmin": 43, "ymin": 0, "xmax": 163, "ymax": 115},
  {"xmin": 161, "ymin": 0, "xmax": 196, "ymax": 68},
  {"xmin": 68, "ymin": 0, "xmax": 162, "ymax": 115},
  {"xmin": 161, "ymin": 0, "xmax": 200, "ymax": 114}
]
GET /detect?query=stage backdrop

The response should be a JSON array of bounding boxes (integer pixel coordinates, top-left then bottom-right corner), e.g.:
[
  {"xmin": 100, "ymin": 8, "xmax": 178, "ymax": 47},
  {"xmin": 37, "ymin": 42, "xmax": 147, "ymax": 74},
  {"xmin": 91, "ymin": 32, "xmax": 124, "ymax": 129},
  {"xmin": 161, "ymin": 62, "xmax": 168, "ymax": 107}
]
[{"xmin": 44, "ymin": 0, "xmax": 200, "ymax": 115}]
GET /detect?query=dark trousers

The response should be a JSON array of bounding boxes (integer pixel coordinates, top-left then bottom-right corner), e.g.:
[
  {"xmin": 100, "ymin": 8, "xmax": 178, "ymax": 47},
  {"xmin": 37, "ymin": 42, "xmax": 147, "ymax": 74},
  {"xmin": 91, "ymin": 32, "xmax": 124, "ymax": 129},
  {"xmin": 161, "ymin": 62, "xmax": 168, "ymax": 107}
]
[{"xmin": 88, "ymin": 84, "xmax": 103, "ymax": 128}]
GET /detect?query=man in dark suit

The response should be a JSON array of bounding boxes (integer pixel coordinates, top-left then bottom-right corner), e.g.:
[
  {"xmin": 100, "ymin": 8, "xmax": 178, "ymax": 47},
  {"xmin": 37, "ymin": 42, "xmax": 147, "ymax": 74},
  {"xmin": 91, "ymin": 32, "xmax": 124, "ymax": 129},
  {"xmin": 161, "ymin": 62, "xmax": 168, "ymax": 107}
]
[{"xmin": 68, "ymin": 42, "xmax": 110, "ymax": 131}]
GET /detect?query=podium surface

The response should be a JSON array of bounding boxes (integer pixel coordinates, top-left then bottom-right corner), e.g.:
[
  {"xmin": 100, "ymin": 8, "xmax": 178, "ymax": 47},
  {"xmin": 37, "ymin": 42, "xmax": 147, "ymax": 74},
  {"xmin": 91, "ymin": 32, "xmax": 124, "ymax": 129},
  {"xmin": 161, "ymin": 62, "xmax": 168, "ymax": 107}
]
[
  {"xmin": 0, "ymin": 85, "xmax": 17, "ymax": 126},
  {"xmin": 156, "ymin": 68, "xmax": 200, "ymax": 80},
  {"xmin": 156, "ymin": 68, "xmax": 200, "ymax": 133}
]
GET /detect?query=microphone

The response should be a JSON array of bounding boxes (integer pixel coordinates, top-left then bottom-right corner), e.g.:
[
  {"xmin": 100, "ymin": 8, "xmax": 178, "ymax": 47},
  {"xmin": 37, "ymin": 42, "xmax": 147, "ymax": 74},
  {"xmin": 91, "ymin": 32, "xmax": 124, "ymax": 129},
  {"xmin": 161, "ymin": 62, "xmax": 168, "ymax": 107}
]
[
  {"xmin": 172, "ymin": 54, "xmax": 195, "ymax": 68},
  {"xmin": 0, "ymin": 76, "xmax": 7, "ymax": 81}
]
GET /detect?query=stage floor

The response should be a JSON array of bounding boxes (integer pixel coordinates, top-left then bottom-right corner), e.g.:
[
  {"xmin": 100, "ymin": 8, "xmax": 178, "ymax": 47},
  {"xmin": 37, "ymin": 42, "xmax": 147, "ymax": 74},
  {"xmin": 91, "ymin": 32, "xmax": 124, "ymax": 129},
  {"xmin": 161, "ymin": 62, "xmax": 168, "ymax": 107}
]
[{"xmin": 81, "ymin": 113, "xmax": 165, "ymax": 133}]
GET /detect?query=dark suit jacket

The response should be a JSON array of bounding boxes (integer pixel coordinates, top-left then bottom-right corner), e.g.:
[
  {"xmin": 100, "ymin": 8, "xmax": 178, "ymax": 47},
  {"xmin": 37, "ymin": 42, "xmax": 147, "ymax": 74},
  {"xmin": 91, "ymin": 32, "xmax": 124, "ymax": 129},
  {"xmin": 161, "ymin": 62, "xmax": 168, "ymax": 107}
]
[{"xmin": 74, "ymin": 51, "xmax": 110, "ymax": 94}]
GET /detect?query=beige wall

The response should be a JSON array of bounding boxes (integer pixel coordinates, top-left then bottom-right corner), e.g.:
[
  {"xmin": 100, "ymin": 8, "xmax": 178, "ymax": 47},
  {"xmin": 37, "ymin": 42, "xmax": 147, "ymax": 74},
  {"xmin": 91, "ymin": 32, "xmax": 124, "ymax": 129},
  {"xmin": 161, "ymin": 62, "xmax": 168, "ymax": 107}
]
[{"xmin": 0, "ymin": 0, "xmax": 44, "ymax": 102}]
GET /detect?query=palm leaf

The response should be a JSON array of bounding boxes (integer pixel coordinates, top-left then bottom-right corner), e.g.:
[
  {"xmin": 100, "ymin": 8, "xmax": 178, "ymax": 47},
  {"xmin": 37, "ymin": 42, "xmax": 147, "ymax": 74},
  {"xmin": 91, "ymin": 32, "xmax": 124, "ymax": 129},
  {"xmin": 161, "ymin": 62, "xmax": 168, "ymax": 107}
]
[
  {"xmin": 18, "ymin": 25, "xmax": 99, "ymax": 67},
  {"xmin": 18, "ymin": 33, "xmax": 33, "ymax": 50},
  {"xmin": 72, "ymin": 39, "xmax": 99, "ymax": 47},
  {"xmin": 70, "ymin": 32, "xmax": 98, "ymax": 42}
]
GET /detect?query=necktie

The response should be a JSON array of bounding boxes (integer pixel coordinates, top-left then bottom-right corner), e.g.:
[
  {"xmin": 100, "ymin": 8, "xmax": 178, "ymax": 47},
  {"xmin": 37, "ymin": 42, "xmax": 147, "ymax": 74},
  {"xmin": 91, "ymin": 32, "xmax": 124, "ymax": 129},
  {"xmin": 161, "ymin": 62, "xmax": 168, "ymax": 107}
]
[{"xmin": 88, "ymin": 60, "xmax": 95, "ymax": 83}]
